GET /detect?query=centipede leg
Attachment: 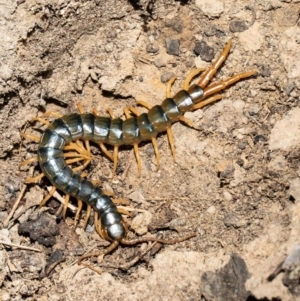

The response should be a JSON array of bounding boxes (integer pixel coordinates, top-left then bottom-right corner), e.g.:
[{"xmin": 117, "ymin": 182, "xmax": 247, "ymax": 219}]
[
  {"xmin": 134, "ymin": 101, "xmax": 167, "ymax": 166},
  {"xmin": 124, "ymin": 108, "xmax": 142, "ymax": 177},
  {"xmin": 39, "ymin": 186, "xmax": 56, "ymax": 207},
  {"xmin": 83, "ymin": 205, "xmax": 92, "ymax": 229},
  {"xmin": 74, "ymin": 199, "xmax": 83, "ymax": 227},
  {"xmin": 30, "ymin": 117, "xmax": 50, "ymax": 126},
  {"xmin": 63, "ymin": 194, "xmax": 70, "ymax": 219},
  {"xmin": 133, "ymin": 143, "xmax": 142, "ymax": 177},
  {"xmin": 151, "ymin": 137, "xmax": 160, "ymax": 169},
  {"xmin": 40, "ymin": 111, "xmax": 63, "ymax": 118},
  {"xmin": 99, "ymin": 143, "xmax": 114, "ymax": 161},
  {"xmin": 20, "ymin": 133, "xmax": 40, "ymax": 143},
  {"xmin": 112, "ymin": 145, "xmax": 119, "ymax": 177},
  {"xmin": 19, "ymin": 156, "xmax": 39, "ymax": 168},
  {"xmin": 182, "ymin": 68, "xmax": 206, "ymax": 91},
  {"xmin": 78, "ymin": 241, "xmax": 119, "ymax": 274},
  {"xmin": 192, "ymin": 94, "xmax": 223, "ymax": 110},
  {"xmin": 166, "ymin": 128, "xmax": 176, "ymax": 161},
  {"xmin": 24, "ymin": 172, "xmax": 45, "ymax": 183},
  {"xmin": 166, "ymin": 76, "xmax": 177, "ymax": 98}
]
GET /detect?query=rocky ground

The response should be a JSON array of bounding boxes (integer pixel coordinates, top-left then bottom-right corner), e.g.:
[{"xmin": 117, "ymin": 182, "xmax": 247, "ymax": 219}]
[{"xmin": 1, "ymin": 0, "xmax": 300, "ymax": 300}]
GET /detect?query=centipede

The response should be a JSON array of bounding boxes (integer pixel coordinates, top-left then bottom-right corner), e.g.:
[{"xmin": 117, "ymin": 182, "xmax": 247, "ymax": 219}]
[{"xmin": 19, "ymin": 39, "xmax": 256, "ymax": 271}]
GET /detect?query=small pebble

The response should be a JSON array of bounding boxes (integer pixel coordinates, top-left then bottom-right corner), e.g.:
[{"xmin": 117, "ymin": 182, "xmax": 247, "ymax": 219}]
[
  {"xmin": 254, "ymin": 135, "xmax": 266, "ymax": 144},
  {"xmin": 165, "ymin": 39, "xmax": 180, "ymax": 56},
  {"xmin": 194, "ymin": 41, "xmax": 214, "ymax": 62},
  {"xmin": 223, "ymin": 190, "xmax": 233, "ymax": 202},
  {"xmin": 229, "ymin": 20, "xmax": 249, "ymax": 33},
  {"xmin": 105, "ymin": 43, "xmax": 114, "ymax": 52},
  {"xmin": 161, "ymin": 72, "xmax": 175, "ymax": 83},
  {"xmin": 206, "ymin": 205, "xmax": 216, "ymax": 215},
  {"xmin": 146, "ymin": 42, "xmax": 159, "ymax": 53},
  {"xmin": 165, "ymin": 17, "xmax": 183, "ymax": 33},
  {"xmin": 154, "ymin": 57, "xmax": 166, "ymax": 68},
  {"xmin": 238, "ymin": 141, "xmax": 246, "ymax": 150}
]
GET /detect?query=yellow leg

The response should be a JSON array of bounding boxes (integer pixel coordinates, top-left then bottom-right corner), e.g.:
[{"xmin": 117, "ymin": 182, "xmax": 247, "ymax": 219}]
[
  {"xmin": 124, "ymin": 107, "xmax": 143, "ymax": 177},
  {"xmin": 136, "ymin": 100, "xmax": 152, "ymax": 110},
  {"xmin": 65, "ymin": 157, "xmax": 87, "ymax": 165},
  {"xmin": 93, "ymin": 108, "xmax": 99, "ymax": 115},
  {"xmin": 112, "ymin": 145, "xmax": 119, "ymax": 177},
  {"xmin": 202, "ymin": 71, "xmax": 257, "ymax": 99},
  {"xmin": 192, "ymin": 94, "xmax": 223, "ymax": 110},
  {"xmin": 83, "ymin": 205, "xmax": 92, "ymax": 229},
  {"xmin": 72, "ymin": 159, "xmax": 92, "ymax": 173},
  {"xmin": 178, "ymin": 116, "xmax": 194, "ymax": 127},
  {"xmin": 64, "ymin": 141, "xmax": 87, "ymax": 155},
  {"xmin": 151, "ymin": 137, "xmax": 160, "ymax": 169},
  {"xmin": 133, "ymin": 143, "xmax": 142, "ymax": 177},
  {"xmin": 166, "ymin": 127, "xmax": 176, "ymax": 161},
  {"xmin": 30, "ymin": 117, "xmax": 50, "ymax": 126},
  {"xmin": 166, "ymin": 76, "xmax": 177, "ymax": 98},
  {"xmin": 20, "ymin": 133, "xmax": 40, "ymax": 143},
  {"xmin": 198, "ymin": 39, "xmax": 233, "ymax": 89},
  {"xmin": 19, "ymin": 156, "xmax": 38, "ymax": 168},
  {"xmin": 40, "ymin": 111, "xmax": 62, "ymax": 118},
  {"xmin": 74, "ymin": 199, "xmax": 83, "ymax": 228},
  {"xmin": 63, "ymin": 152, "xmax": 90, "ymax": 160},
  {"xmin": 39, "ymin": 186, "xmax": 56, "ymax": 207},
  {"xmin": 107, "ymin": 108, "xmax": 115, "ymax": 119},
  {"xmin": 24, "ymin": 173, "xmax": 45, "ymax": 184},
  {"xmin": 113, "ymin": 198, "xmax": 130, "ymax": 205},
  {"xmin": 195, "ymin": 39, "xmax": 256, "ymax": 98},
  {"xmin": 127, "ymin": 106, "xmax": 141, "ymax": 117},
  {"xmin": 63, "ymin": 194, "xmax": 70, "ymax": 219},
  {"xmin": 99, "ymin": 143, "xmax": 114, "ymax": 161},
  {"xmin": 117, "ymin": 207, "xmax": 131, "ymax": 216},
  {"xmin": 76, "ymin": 103, "xmax": 85, "ymax": 114}
]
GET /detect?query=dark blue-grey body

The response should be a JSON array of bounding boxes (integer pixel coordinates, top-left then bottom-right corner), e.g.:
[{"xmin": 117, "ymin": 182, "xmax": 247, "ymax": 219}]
[{"xmin": 37, "ymin": 85, "xmax": 204, "ymax": 241}]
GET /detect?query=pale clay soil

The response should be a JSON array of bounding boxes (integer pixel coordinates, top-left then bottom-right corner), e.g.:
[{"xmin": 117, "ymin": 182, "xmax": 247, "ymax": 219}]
[{"xmin": 1, "ymin": 1, "xmax": 300, "ymax": 300}]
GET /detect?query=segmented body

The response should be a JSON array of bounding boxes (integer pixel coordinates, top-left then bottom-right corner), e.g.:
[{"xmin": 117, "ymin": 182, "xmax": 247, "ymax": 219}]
[{"xmin": 38, "ymin": 85, "xmax": 204, "ymax": 241}]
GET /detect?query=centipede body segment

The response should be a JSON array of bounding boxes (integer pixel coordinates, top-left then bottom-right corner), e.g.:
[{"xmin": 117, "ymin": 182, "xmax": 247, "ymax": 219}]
[{"xmin": 21, "ymin": 39, "xmax": 256, "ymax": 266}]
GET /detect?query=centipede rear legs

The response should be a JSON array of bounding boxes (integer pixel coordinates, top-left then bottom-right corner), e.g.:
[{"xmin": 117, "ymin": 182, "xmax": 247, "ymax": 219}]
[{"xmin": 78, "ymin": 232, "xmax": 196, "ymax": 274}]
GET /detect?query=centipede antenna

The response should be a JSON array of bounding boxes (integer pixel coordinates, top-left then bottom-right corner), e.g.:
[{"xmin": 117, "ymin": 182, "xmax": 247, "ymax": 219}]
[
  {"xmin": 121, "ymin": 232, "xmax": 196, "ymax": 245},
  {"xmin": 78, "ymin": 240, "xmax": 120, "ymax": 273}
]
